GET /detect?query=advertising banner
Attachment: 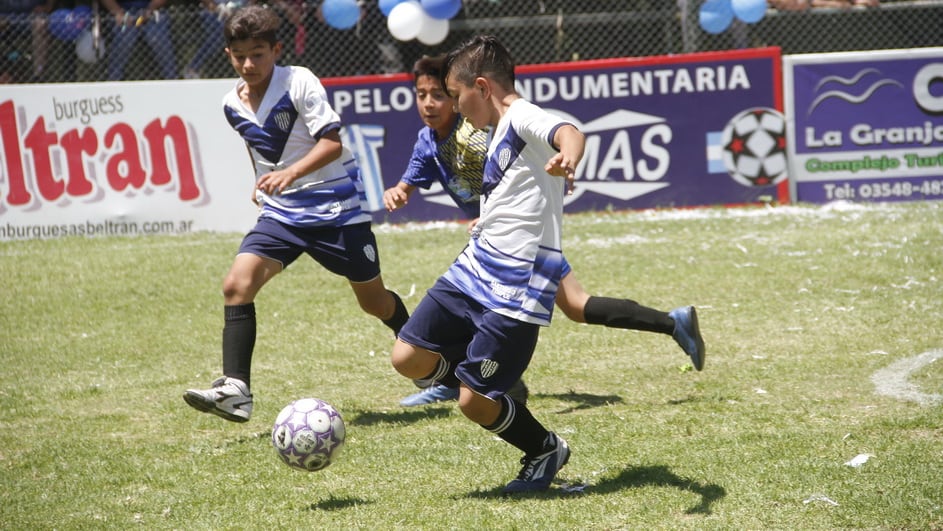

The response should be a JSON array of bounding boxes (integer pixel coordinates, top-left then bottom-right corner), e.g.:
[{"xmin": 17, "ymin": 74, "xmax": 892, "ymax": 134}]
[
  {"xmin": 0, "ymin": 79, "xmax": 258, "ymax": 240},
  {"xmin": 0, "ymin": 47, "xmax": 783, "ymax": 240},
  {"xmin": 784, "ymin": 47, "xmax": 943, "ymax": 203},
  {"xmin": 331, "ymin": 46, "xmax": 786, "ymax": 224}
]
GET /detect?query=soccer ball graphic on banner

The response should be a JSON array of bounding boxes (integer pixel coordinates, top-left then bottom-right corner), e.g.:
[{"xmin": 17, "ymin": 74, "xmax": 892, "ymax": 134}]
[
  {"xmin": 271, "ymin": 398, "xmax": 346, "ymax": 472},
  {"xmin": 721, "ymin": 107, "xmax": 788, "ymax": 187}
]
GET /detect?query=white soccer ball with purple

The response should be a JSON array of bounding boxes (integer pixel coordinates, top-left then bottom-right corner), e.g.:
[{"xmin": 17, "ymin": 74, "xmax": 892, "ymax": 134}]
[{"xmin": 271, "ymin": 398, "xmax": 345, "ymax": 472}]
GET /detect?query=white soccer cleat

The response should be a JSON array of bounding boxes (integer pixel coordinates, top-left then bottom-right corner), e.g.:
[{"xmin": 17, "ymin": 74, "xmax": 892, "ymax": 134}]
[{"xmin": 183, "ymin": 376, "xmax": 253, "ymax": 422}]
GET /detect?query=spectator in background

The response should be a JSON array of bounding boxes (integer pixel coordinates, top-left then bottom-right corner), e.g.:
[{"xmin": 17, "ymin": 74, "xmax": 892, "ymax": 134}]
[
  {"xmin": 182, "ymin": 0, "xmax": 230, "ymax": 78},
  {"xmin": 769, "ymin": 0, "xmax": 878, "ymax": 9},
  {"xmin": 0, "ymin": 50, "xmax": 29, "ymax": 82},
  {"xmin": 0, "ymin": 0, "xmax": 53, "ymax": 81},
  {"xmin": 99, "ymin": 0, "xmax": 179, "ymax": 79}
]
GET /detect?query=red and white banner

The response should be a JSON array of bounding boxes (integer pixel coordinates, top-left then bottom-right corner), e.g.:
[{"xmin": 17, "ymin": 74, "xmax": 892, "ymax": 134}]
[{"xmin": 0, "ymin": 79, "xmax": 256, "ymax": 240}]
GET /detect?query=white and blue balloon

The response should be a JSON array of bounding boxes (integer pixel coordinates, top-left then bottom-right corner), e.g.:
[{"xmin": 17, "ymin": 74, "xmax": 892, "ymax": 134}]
[
  {"xmin": 321, "ymin": 0, "xmax": 362, "ymax": 30},
  {"xmin": 699, "ymin": 0, "xmax": 767, "ymax": 34},
  {"xmin": 386, "ymin": 0, "xmax": 461, "ymax": 45},
  {"xmin": 320, "ymin": 0, "xmax": 459, "ymax": 45}
]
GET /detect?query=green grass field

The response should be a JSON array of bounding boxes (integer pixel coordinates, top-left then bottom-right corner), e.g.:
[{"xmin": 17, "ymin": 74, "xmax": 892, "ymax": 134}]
[{"xmin": 2, "ymin": 201, "xmax": 942, "ymax": 530}]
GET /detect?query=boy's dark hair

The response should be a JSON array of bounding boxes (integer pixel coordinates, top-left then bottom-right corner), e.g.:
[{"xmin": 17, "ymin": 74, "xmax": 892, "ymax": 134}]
[
  {"xmin": 412, "ymin": 54, "xmax": 446, "ymax": 86},
  {"xmin": 443, "ymin": 35, "xmax": 515, "ymax": 90},
  {"xmin": 224, "ymin": 5, "xmax": 281, "ymax": 46}
]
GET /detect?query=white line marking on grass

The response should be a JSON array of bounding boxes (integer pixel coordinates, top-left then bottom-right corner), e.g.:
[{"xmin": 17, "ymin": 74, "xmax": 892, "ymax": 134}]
[{"xmin": 871, "ymin": 350, "xmax": 943, "ymax": 405}]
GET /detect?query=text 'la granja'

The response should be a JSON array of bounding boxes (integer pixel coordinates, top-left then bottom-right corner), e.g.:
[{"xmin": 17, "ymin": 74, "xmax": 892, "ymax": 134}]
[{"xmin": 0, "ymin": 100, "xmax": 203, "ymax": 209}]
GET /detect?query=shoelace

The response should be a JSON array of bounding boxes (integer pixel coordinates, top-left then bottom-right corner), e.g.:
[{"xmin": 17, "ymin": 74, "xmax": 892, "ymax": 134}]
[{"xmin": 516, "ymin": 454, "xmax": 541, "ymax": 480}]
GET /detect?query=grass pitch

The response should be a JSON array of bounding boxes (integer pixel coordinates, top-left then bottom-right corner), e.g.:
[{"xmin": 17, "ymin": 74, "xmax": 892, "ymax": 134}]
[{"xmin": 1, "ymin": 201, "xmax": 942, "ymax": 530}]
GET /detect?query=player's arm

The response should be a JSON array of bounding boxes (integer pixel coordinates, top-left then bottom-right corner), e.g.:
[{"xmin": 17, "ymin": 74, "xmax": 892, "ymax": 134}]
[
  {"xmin": 383, "ymin": 182, "xmax": 417, "ymax": 212},
  {"xmin": 255, "ymin": 129, "xmax": 343, "ymax": 195},
  {"xmin": 545, "ymin": 124, "xmax": 585, "ymax": 182},
  {"xmin": 242, "ymin": 143, "xmax": 261, "ymax": 205}
]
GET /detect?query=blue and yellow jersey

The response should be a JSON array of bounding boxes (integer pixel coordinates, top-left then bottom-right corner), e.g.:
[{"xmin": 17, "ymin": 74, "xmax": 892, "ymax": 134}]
[{"xmin": 401, "ymin": 116, "xmax": 488, "ymax": 219}]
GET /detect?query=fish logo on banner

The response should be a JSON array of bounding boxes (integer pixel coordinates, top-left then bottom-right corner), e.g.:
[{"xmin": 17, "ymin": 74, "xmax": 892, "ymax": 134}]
[{"xmin": 806, "ymin": 68, "xmax": 903, "ymax": 116}]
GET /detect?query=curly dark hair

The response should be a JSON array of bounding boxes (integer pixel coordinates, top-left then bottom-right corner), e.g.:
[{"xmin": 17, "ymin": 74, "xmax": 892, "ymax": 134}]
[{"xmin": 224, "ymin": 4, "xmax": 281, "ymax": 46}]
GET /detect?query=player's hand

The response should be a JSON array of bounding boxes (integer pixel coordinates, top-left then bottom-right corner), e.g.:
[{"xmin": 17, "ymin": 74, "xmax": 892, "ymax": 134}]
[
  {"xmin": 256, "ymin": 170, "xmax": 296, "ymax": 196},
  {"xmin": 467, "ymin": 217, "xmax": 480, "ymax": 234},
  {"xmin": 545, "ymin": 152, "xmax": 577, "ymax": 180},
  {"xmin": 383, "ymin": 187, "xmax": 408, "ymax": 212},
  {"xmin": 545, "ymin": 152, "xmax": 575, "ymax": 176}
]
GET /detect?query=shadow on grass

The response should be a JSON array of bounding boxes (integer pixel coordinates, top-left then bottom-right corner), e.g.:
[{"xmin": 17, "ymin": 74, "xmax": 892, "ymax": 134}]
[
  {"xmin": 535, "ymin": 391, "xmax": 625, "ymax": 413},
  {"xmin": 346, "ymin": 406, "xmax": 453, "ymax": 427},
  {"xmin": 462, "ymin": 465, "xmax": 725, "ymax": 514},
  {"xmin": 306, "ymin": 494, "xmax": 372, "ymax": 511},
  {"xmin": 345, "ymin": 391, "xmax": 621, "ymax": 428},
  {"xmin": 592, "ymin": 465, "xmax": 725, "ymax": 514}
]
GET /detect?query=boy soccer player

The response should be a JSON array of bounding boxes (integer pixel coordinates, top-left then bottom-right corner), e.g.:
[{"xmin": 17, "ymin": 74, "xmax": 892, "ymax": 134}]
[
  {"xmin": 391, "ymin": 35, "xmax": 584, "ymax": 494},
  {"xmin": 387, "ymin": 54, "xmax": 705, "ymax": 407},
  {"xmin": 183, "ymin": 5, "xmax": 409, "ymax": 422}
]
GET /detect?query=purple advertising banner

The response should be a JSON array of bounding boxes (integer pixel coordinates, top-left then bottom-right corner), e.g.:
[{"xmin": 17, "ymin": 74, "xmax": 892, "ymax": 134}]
[
  {"xmin": 785, "ymin": 48, "xmax": 943, "ymax": 203},
  {"xmin": 323, "ymin": 47, "xmax": 786, "ymax": 223}
]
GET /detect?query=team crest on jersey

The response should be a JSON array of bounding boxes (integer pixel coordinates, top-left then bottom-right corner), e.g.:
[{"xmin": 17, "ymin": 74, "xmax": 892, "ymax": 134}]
[
  {"xmin": 480, "ymin": 359, "xmax": 499, "ymax": 379},
  {"xmin": 274, "ymin": 111, "xmax": 292, "ymax": 132},
  {"xmin": 497, "ymin": 147, "xmax": 512, "ymax": 172},
  {"xmin": 363, "ymin": 244, "xmax": 376, "ymax": 263}
]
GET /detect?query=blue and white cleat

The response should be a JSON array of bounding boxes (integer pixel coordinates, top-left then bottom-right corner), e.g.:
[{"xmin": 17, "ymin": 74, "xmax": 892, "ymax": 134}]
[
  {"xmin": 669, "ymin": 306, "xmax": 706, "ymax": 371},
  {"xmin": 502, "ymin": 432, "xmax": 570, "ymax": 495},
  {"xmin": 399, "ymin": 384, "xmax": 460, "ymax": 407}
]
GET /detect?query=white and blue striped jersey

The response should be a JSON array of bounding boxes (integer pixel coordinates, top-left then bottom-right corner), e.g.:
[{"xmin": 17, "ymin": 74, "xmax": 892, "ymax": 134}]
[
  {"xmin": 222, "ymin": 65, "xmax": 370, "ymax": 228},
  {"xmin": 443, "ymin": 99, "xmax": 570, "ymax": 326}
]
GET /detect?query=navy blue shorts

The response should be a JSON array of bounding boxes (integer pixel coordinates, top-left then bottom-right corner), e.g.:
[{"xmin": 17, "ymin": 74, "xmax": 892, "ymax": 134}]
[
  {"xmin": 398, "ymin": 278, "xmax": 540, "ymax": 401},
  {"xmin": 238, "ymin": 217, "xmax": 381, "ymax": 282}
]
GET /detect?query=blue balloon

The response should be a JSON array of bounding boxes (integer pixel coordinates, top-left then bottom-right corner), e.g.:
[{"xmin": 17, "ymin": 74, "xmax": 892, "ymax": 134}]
[
  {"xmin": 49, "ymin": 7, "xmax": 90, "ymax": 42},
  {"xmin": 379, "ymin": 0, "xmax": 407, "ymax": 17},
  {"xmin": 420, "ymin": 0, "xmax": 461, "ymax": 20},
  {"xmin": 732, "ymin": 0, "xmax": 767, "ymax": 24},
  {"xmin": 322, "ymin": 0, "xmax": 361, "ymax": 30},
  {"xmin": 699, "ymin": 0, "xmax": 733, "ymax": 34}
]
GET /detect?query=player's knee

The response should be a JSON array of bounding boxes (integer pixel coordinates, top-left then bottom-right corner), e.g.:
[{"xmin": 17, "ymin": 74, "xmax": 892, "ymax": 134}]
[
  {"xmin": 221, "ymin": 275, "xmax": 244, "ymax": 300},
  {"xmin": 221, "ymin": 273, "xmax": 260, "ymax": 304},
  {"xmin": 390, "ymin": 340, "xmax": 421, "ymax": 377},
  {"xmin": 458, "ymin": 391, "xmax": 499, "ymax": 425}
]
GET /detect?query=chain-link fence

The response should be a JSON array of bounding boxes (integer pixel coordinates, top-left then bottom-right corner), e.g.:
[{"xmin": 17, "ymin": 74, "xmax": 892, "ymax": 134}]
[{"xmin": 2, "ymin": 0, "xmax": 941, "ymax": 84}]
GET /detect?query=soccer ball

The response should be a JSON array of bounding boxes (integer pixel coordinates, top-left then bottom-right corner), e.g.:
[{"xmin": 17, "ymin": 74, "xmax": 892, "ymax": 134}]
[
  {"xmin": 721, "ymin": 107, "xmax": 788, "ymax": 187},
  {"xmin": 271, "ymin": 398, "xmax": 345, "ymax": 472}
]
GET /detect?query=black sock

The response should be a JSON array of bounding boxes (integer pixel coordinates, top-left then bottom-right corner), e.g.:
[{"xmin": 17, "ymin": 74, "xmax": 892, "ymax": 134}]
[
  {"xmin": 419, "ymin": 357, "xmax": 460, "ymax": 388},
  {"xmin": 382, "ymin": 290, "xmax": 409, "ymax": 336},
  {"xmin": 583, "ymin": 296, "xmax": 674, "ymax": 335},
  {"xmin": 483, "ymin": 395, "xmax": 549, "ymax": 456},
  {"xmin": 222, "ymin": 303, "xmax": 256, "ymax": 388}
]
